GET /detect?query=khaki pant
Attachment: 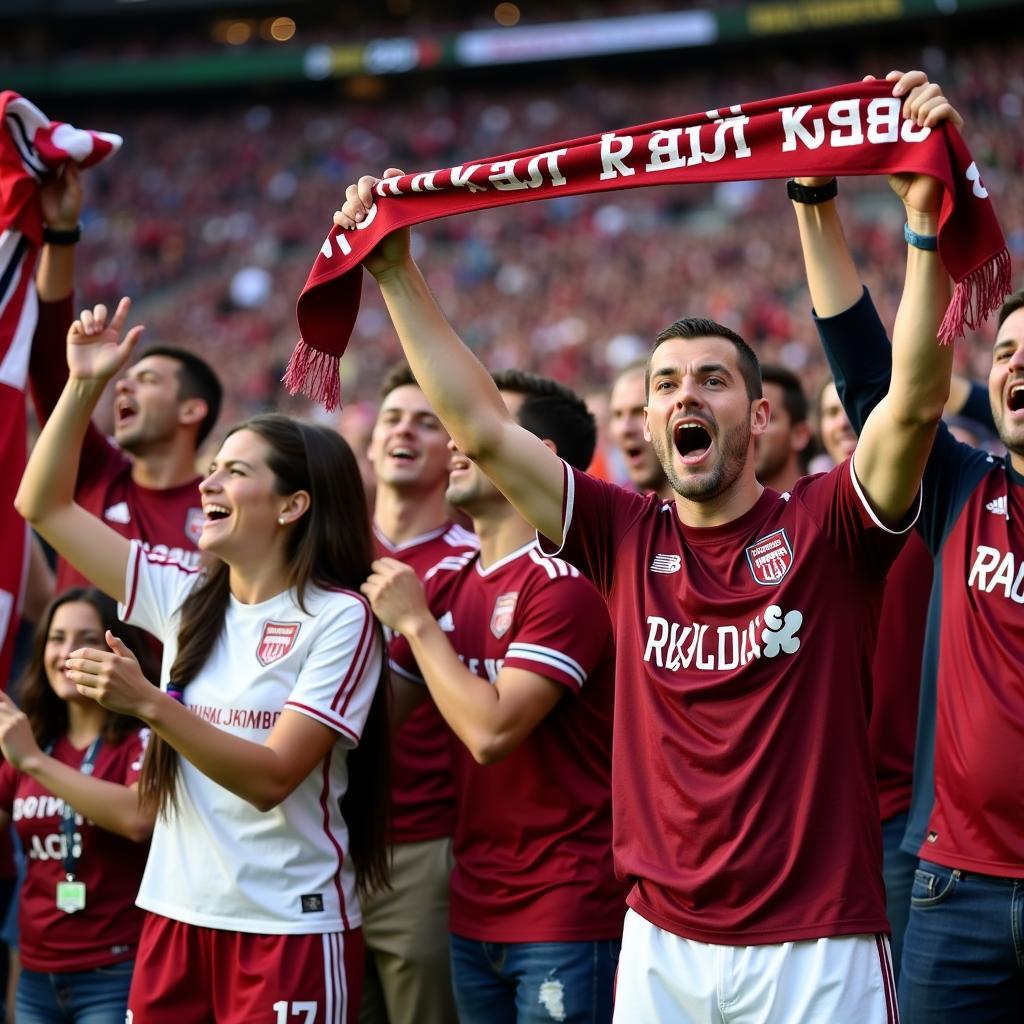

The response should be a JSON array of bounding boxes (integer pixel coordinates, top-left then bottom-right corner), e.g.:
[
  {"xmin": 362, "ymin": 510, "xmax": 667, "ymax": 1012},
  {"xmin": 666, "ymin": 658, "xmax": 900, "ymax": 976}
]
[{"xmin": 359, "ymin": 837, "xmax": 456, "ymax": 1024}]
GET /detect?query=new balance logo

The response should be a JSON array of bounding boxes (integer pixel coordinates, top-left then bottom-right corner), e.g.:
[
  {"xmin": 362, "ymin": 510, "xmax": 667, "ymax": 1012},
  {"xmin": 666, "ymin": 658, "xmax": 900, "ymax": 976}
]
[
  {"xmin": 650, "ymin": 554, "xmax": 681, "ymax": 574},
  {"xmin": 986, "ymin": 496, "xmax": 1008, "ymax": 517},
  {"xmin": 437, "ymin": 611, "xmax": 455, "ymax": 632},
  {"xmin": 103, "ymin": 501, "xmax": 131, "ymax": 524}
]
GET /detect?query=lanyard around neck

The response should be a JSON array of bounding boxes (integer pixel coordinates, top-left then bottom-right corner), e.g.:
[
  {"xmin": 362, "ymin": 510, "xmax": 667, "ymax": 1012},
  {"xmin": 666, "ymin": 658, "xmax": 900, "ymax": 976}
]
[{"xmin": 45, "ymin": 737, "xmax": 102, "ymax": 880}]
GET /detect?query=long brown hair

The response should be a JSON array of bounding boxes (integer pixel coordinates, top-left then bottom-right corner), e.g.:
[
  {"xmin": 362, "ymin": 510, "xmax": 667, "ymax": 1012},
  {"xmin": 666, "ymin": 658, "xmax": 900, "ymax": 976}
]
[
  {"xmin": 139, "ymin": 414, "xmax": 391, "ymax": 895},
  {"xmin": 16, "ymin": 588, "xmax": 158, "ymax": 749}
]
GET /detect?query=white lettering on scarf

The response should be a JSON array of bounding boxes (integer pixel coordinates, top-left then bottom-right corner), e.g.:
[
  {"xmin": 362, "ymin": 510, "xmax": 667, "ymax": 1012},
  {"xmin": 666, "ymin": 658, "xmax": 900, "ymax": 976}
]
[{"xmin": 781, "ymin": 99, "xmax": 932, "ymax": 151}]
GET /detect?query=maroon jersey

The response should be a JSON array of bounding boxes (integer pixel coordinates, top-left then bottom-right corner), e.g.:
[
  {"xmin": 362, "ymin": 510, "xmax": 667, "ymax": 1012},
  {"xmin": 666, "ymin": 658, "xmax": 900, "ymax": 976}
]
[
  {"xmin": 29, "ymin": 296, "xmax": 203, "ymax": 592},
  {"xmin": 0, "ymin": 731, "xmax": 150, "ymax": 971},
  {"xmin": 543, "ymin": 459, "xmax": 908, "ymax": 944},
  {"xmin": 816, "ymin": 294, "xmax": 1023, "ymax": 869},
  {"xmin": 391, "ymin": 541, "xmax": 624, "ymax": 942},
  {"xmin": 871, "ymin": 532, "xmax": 930, "ymax": 822},
  {"xmin": 374, "ymin": 522, "xmax": 478, "ymax": 843},
  {"xmin": 924, "ymin": 460, "xmax": 1024, "ymax": 875},
  {"xmin": 0, "ymin": 831, "xmax": 14, "ymax": 879}
]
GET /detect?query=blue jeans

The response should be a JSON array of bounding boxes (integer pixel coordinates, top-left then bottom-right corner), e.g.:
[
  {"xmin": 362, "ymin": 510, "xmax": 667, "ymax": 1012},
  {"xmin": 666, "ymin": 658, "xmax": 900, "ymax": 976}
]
[
  {"xmin": 16, "ymin": 960, "xmax": 134, "ymax": 1024},
  {"xmin": 449, "ymin": 934, "xmax": 620, "ymax": 1024},
  {"xmin": 899, "ymin": 859, "xmax": 1024, "ymax": 1023},
  {"xmin": 882, "ymin": 809, "xmax": 917, "ymax": 981}
]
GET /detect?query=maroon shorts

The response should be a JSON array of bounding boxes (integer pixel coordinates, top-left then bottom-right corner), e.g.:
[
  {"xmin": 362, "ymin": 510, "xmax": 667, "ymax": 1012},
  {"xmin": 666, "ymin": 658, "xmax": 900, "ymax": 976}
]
[{"xmin": 127, "ymin": 912, "xmax": 364, "ymax": 1023}]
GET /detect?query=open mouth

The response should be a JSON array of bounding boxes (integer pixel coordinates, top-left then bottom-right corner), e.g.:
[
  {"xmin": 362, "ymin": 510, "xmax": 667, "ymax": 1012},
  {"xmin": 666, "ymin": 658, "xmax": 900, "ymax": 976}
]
[
  {"xmin": 1008, "ymin": 382, "xmax": 1024, "ymax": 413},
  {"xmin": 115, "ymin": 401, "xmax": 138, "ymax": 426},
  {"xmin": 673, "ymin": 420, "xmax": 713, "ymax": 463},
  {"xmin": 203, "ymin": 504, "xmax": 231, "ymax": 524},
  {"xmin": 387, "ymin": 447, "xmax": 417, "ymax": 462}
]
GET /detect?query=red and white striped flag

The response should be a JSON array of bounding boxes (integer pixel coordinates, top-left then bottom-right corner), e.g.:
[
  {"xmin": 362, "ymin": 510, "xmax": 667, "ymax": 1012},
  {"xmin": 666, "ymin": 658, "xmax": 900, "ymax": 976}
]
[{"xmin": 0, "ymin": 91, "xmax": 121, "ymax": 688}]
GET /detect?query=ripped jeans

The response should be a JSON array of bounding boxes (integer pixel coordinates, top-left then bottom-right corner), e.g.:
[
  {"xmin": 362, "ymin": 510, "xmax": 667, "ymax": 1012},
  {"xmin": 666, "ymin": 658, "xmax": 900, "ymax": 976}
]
[{"xmin": 449, "ymin": 934, "xmax": 620, "ymax": 1024}]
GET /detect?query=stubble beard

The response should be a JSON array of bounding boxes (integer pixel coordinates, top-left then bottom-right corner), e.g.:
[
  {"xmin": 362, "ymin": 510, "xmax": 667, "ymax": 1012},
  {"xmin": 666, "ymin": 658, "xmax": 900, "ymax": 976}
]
[
  {"xmin": 993, "ymin": 401, "xmax": 1024, "ymax": 459},
  {"xmin": 654, "ymin": 419, "xmax": 751, "ymax": 502}
]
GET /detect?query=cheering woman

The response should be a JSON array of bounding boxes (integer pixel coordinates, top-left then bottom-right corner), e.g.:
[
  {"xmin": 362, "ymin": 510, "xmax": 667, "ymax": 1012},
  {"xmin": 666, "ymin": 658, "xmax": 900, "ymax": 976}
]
[
  {"xmin": 0, "ymin": 587, "xmax": 155, "ymax": 1024},
  {"xmin": 15, "ymin": 297, "xmax": 390, "ymax": 1024}
]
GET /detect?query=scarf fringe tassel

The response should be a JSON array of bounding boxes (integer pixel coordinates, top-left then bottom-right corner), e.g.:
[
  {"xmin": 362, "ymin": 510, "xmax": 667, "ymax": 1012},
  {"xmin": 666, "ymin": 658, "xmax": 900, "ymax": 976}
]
[
  {"xmin": 283, "ymin": 339, "xmax": 342, "ymax": 412},
  {"xmin": 939, "ymin": 247, "xmax": 1013, "ymax": 345}
]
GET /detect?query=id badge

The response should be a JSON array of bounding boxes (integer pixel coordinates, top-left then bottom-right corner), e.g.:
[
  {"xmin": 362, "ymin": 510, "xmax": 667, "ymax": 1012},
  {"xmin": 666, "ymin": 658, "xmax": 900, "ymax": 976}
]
[{"xmin": 56, "ymin": 880, "xmax": 87, "ymax": 914}]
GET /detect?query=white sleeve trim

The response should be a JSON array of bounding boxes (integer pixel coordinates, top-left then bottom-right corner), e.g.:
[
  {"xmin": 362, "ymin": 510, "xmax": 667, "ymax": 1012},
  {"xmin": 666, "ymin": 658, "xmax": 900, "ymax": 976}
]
[
  {"xmin": 848, "ymin": 455, "xmax": 922, "ymax": 535},
  {"xmin": 117, "ymin": 540, "xmax": 142, "ymax": 623},
  {"xmin": 283, "ymin": 700, "xmax": 359, "ymax": 743},
  {"xmin": 536, "ymin": 459, "xmax": 574, "ymax": 557},
  {"xmin": 505, "ymin": 641, "xmax": 586, "ymax": 688}
]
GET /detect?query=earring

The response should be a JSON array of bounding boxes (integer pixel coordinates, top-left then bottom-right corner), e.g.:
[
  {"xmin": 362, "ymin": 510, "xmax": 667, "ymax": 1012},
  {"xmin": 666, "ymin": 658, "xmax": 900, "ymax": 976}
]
[{"xmin": 277, "ymin": 516, "xmax": 286, "ymax": 526}]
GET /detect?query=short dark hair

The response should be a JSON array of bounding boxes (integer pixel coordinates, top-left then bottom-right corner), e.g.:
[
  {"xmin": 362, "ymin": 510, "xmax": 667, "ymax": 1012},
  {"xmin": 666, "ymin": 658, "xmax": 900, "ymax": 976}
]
[
  {"xmin": 492, "ymin": 369, "xmax": 596, "ymax": 470},
  {"xmin": 760, "ymin": 364, "xmax": 808, "ymax": 426},
  {"xmin": 612, "ymin": 356, "xmax": 649, "ymax": 389},
  {"xmin": 647, "ymin": 318, "xmax": 762, "ymax": 403},
  {"xmin": 378, "ymin": 361, "xmax": 418, "ymax": 401},
  {"xmin": 139, "ymin": 345, "xmax": 222, "ymax": 447},
  {"xmin": 996, "ymin": 290, "xmax": 1024, "ymax": 332}
]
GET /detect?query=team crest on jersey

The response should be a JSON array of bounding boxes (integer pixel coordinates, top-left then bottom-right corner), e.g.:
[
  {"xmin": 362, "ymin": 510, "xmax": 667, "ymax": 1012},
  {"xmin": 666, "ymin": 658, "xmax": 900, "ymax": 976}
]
[
  {"xmin": 256, "ymin": 621, "xmax": 301, "ymax": 666},
  {"xmin": 745, "ymin": 529, "xmax": 793, "ymax": 586},
  {"xmin": 490, "ymin": 592, "xmax": 519, "ymax": 639},
  {"xmin": 184, "ymin": 508, "xmax": 204, "ymax": 545}
]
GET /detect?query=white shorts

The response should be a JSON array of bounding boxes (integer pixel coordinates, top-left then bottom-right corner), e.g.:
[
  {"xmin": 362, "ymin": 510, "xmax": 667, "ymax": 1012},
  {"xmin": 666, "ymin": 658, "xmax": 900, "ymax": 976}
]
[{"xmin": 613, "ymin": 908, "xmax": 898, "ymax": 1024}]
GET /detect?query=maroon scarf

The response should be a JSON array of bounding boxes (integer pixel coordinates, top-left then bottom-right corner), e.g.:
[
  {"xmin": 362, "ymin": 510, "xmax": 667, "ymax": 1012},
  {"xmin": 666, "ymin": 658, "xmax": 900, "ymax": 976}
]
[
  {"xmin": 0, "ymin": 92, "xmax": 120, "ymax": 689},
  {"xmin": 292, "ymin": 78, "xmax": 1011, "ymax": 410}
]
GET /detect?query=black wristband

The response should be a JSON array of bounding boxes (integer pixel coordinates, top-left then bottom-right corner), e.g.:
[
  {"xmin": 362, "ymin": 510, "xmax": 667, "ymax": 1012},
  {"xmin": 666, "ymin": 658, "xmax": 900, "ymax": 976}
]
[
  {"xmin": 786, "ymin": 178, "xmax": 838, "ymax": 205},
  {"xmin": 42, "ymin": 223, "xmax": 82, "ymax": 245}
]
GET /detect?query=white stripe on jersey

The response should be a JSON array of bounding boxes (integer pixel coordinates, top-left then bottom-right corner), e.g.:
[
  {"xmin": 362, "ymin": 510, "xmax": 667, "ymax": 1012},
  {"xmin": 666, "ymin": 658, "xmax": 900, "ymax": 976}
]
[
  {"xmin": 506, "ymin": 641, "xmax": 586, "ymax": 687},
  {"xmin": 425, "ymin": 553, "xmax": 476, "ymax": 580},
  {"xmin": 0, "ymin": 242, "xmax": 35, "ymax": 391},
  {"xmin": 443, "ymin": 523, "xmax": 479, "ymax": 549},
  {"xmin": 529, "ymin": 546, "xmax": 579, "ymax": 579}
]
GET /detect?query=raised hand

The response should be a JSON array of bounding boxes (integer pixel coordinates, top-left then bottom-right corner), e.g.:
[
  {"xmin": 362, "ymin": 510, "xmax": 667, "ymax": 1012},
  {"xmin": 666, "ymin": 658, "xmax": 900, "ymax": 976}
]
[
  {"xmin": 886, "ymin": 70, "xmax": 964, "ymax": 132},
  {"xmin": 885, "ymin": 70, "xmax": 963, "ymax": 218},
  {"xmin": 0, "ymin": 692, "xmax": 43, "ymax": 772},
  {"xmin": 65, "ymin": 632, "xmax": 157, "ymax": 719},
  {"xmin": 360, "ymin": 557, "xmax": 431, "ymax": 635},
  {"xmin": 38, "ymin": 162, "xmax": 83, "ymax": 231},
  {"xmin": 67, "ymin": 297, "xmax": 145, "ymax": 382},
  {"xmin": 797, "ymin": 71, "xmax": 964, "ymax": 200},
  {"xmin": 332, "ymin": 167, "xmax": 411, "ymax": 278}
]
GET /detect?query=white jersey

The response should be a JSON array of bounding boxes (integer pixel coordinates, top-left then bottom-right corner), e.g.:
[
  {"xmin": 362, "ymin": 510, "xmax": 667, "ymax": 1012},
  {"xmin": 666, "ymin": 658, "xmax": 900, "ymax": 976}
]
[{"xmin": 120, "ymin": 541, "xmax": 382, "ymax": 935}]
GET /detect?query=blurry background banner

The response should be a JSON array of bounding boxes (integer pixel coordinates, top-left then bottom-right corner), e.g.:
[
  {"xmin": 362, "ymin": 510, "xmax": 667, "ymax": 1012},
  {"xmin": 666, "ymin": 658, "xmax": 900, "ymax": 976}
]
[
  {"xmin": 0, "ymin": 92, "xmax": 120, "ymax": 689},
  {"xmin": 2, "ymin": 0, "xmax": 1020, "ymax": 435}
]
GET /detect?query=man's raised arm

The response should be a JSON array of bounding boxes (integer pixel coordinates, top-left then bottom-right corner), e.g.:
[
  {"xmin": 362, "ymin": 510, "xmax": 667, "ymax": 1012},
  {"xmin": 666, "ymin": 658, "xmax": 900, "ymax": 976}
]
[
  {"xmin": 793, "ymin": 71, "xmax": 965, "ymax": 441},
  {"xmin": 335, "ymin": 170, "xmax": 567, "ymax": 543},
  {"xmin": 852, "ymin": 164, "xmax": 952, "ymax": 525}
]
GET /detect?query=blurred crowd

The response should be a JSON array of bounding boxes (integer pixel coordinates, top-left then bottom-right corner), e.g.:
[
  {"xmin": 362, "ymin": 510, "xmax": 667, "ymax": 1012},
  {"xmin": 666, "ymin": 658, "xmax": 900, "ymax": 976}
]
[{"xmin": 62, "ymin": 38, "xmax": 1023, "ymax": 434}]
